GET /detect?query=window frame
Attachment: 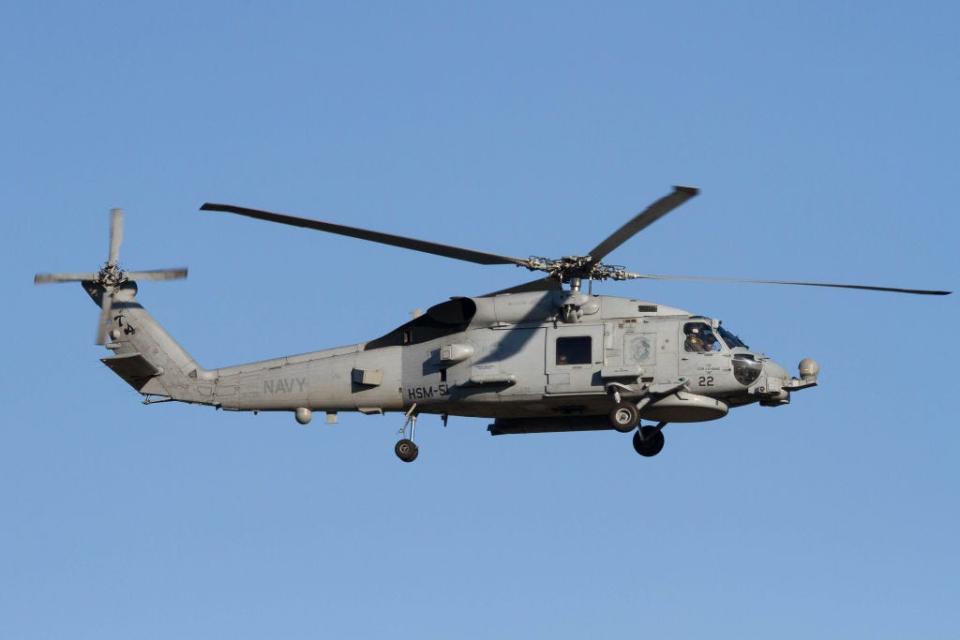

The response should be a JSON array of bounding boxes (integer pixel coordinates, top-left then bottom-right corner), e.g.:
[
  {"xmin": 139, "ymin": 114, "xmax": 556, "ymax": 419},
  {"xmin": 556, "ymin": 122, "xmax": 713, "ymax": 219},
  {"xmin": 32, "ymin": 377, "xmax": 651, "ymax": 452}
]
[{"xmin": 555, "ymin": 335, "xmax": 593, "ymax": 366}]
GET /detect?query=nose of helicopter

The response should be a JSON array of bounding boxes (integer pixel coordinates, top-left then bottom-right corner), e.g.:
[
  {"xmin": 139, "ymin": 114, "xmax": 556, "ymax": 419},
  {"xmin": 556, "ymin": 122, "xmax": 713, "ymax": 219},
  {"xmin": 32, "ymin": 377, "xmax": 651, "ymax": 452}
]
[
  {"xmin": 757, "ymin": 359, "xmax": 792, "ymax": 406},
  {"xmin": 765, "ymin": 359, "xmax": 791, "ymax": 383},
  {"xmin": 757, "ymin": 356, "xmax": 820, "ymax": 405}
]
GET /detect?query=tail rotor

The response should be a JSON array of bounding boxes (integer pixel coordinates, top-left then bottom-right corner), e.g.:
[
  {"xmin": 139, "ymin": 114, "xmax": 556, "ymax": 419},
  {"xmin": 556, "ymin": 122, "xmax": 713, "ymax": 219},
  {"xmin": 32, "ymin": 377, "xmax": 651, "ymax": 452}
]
[{"xmin": 34, "ymin": 208, "xmax": 188, "ymax": 344}]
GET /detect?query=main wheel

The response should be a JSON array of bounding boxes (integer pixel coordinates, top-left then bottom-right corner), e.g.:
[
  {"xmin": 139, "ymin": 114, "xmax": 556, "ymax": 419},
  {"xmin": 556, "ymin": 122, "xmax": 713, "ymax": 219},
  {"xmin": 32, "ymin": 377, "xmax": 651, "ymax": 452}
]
[
  {"xmin": 632, "ymin": 426, "xmax": 665, "ymax": 457},
  {"xmin": 395, "ymin": 438, "xmax": 419, "ymax": 463},
  {"xmin": 609, "ymin": 402, "xmax": 640, "ymax": 433}
]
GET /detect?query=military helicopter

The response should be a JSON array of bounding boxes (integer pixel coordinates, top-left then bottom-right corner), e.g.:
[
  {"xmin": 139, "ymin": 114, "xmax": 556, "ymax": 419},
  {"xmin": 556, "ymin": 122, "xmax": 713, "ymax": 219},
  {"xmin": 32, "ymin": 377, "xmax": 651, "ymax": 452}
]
[{"xmin": 35, "ymin": 187, "xmax": 950, "ymax": 462}]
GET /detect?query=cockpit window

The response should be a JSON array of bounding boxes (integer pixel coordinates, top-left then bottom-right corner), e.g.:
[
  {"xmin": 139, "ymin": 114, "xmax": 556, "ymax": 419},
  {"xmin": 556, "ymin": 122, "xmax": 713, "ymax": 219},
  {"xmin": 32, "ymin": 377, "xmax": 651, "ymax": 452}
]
[
  {"xmin": 717, "ymin": 325, "xmax": 748, "ymax": 349},
  {"xmin": 683, "ymin": 322, "xmax": 723, "ymax": 353}
]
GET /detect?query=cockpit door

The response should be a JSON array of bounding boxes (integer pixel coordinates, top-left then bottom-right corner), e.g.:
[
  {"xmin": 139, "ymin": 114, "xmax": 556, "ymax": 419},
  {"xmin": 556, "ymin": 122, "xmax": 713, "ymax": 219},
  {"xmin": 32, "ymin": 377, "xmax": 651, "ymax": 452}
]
[{"xmin": 679, "ymin": 320, "xmax": 729, "ymax": 388}]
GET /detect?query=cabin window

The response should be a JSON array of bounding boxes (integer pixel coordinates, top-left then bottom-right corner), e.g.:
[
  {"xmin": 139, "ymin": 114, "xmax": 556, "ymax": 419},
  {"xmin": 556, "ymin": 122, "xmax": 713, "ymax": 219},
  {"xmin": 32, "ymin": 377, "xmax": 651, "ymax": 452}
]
[{"xmin": 556, "ymin": 336, "xmax": 592, "ymax": 365}]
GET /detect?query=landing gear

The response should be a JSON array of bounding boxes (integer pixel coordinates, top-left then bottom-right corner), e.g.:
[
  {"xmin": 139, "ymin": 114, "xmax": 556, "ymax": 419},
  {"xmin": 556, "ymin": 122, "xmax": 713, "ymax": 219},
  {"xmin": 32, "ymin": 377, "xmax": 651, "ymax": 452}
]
[
  {"xmin": 395, "ymin": 438, "xmax": 419, "ymax": 463},
  {"xmin": 395, "ymin": 404, "xmax": 420, "ymax": 463},
  {"xmin": 609, "ymin": 402, "xmax": 640, "ymax": 433},
  {"xmin": 632, "ymin": 423, "xmax": 666, "ymax": 457}
]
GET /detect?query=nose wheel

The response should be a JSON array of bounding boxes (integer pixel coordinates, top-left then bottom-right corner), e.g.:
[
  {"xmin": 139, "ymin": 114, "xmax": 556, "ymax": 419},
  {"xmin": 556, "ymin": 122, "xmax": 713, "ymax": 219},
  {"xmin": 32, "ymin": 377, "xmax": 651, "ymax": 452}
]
[{"xmin": 632, "ymin": 423, "xmax": 666, "ymax": 457}]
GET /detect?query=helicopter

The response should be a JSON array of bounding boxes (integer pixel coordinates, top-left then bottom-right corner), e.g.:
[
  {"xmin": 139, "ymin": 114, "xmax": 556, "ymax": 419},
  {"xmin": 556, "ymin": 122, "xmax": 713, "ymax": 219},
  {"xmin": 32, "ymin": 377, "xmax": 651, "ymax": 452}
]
[{"xmin": 35, "ymin": 186, "xmax": 950, "ymax": 462}]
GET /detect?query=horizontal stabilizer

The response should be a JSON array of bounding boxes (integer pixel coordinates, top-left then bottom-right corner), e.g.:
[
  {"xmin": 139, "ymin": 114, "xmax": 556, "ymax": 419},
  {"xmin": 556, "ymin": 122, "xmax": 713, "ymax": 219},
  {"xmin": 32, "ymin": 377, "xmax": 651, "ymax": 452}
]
[{"xmin": 101, "ymin": 353, "xmax": 162, "ymax": 391}]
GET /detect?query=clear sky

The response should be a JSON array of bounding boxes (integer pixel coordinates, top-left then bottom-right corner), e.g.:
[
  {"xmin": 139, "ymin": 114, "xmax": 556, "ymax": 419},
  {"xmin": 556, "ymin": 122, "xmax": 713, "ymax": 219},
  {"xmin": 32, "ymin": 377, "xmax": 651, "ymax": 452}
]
[{"xmin": 3, "ymin": 2, "xmax": 958, "ymax": 638}]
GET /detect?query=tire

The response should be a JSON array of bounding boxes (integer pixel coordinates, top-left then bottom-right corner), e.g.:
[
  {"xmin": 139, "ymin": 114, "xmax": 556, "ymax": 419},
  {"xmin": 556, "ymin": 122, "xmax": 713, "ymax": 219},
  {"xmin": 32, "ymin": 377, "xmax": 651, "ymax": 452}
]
[
  {"xmin": 609, "ymin": 402, "xmax": 640, "ymax": 433},
  {"xmin": 632, "ymin": 426, "xmax": 665, "ymax": 457},
  {"xmin": 395, "ymin": 438, "xmax": 419, "ymax": 463}
]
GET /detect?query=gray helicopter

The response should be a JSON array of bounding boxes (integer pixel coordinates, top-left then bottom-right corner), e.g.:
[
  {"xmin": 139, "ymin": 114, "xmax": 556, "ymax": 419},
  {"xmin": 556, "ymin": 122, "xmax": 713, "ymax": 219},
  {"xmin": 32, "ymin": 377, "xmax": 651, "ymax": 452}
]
[{"xmin": 36, "ymin": 187, "xmax": 950, "ymax": 462}]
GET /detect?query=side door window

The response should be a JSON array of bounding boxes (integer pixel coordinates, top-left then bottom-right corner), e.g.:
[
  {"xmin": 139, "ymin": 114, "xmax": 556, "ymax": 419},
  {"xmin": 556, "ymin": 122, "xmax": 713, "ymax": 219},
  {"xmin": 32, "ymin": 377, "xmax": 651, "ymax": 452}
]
[
  {"xmin": 683, "ymin": 321, "xmax": 723, "ymax": 354},
  {"xmin": 556, "ymin": 336, "xmax": 592, "ymax": 365}
]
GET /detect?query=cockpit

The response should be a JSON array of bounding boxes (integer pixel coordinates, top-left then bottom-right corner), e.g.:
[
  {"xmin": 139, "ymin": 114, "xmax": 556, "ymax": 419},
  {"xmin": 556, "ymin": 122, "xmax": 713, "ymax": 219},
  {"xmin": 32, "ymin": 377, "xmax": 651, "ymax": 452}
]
[{"xmin": 683, "ymin": 320, "xmax": 749, "ymax": 353}]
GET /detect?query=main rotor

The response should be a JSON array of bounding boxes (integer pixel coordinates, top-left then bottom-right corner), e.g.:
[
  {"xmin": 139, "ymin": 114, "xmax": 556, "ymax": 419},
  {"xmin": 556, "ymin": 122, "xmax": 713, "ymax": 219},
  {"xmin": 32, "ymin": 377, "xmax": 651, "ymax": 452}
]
[{"xmin": 199, "ymin": 186, "xmax": 950, "ymax": 298}]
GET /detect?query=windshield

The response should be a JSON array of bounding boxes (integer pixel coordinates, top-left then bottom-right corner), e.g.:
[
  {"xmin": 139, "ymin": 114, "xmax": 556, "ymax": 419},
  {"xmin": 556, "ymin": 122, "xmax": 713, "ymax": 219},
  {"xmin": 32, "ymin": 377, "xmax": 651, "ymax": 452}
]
[{"xmin": 717, "ymin": 325, "xmax": 748, "ymax": 349}]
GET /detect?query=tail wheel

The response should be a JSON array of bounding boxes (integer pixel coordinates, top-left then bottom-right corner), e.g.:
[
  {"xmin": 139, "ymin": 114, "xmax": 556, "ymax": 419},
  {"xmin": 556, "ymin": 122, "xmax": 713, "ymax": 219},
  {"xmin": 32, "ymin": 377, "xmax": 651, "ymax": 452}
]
[
  {"xmin": 632, "ymin": 426, "xmax": 665, "ymax": 457},
  {"xmin": 609, "ymin": 402, "xmax": 640, "ymax": 433},
  {"xmin": 395, "ymin": 438, "xmax": 419, "ymax": 463}
]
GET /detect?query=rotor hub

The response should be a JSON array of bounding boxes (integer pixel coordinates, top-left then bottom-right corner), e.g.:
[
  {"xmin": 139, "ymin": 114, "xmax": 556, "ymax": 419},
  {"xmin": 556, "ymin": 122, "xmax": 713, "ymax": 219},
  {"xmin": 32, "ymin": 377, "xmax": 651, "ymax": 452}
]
[
  {"xmin": 97, "ymin": 263, "xmax": 127, "ymax": 287},
  {"xmin": 525, "ymin": 255, "xmax": 639, "ymax": 284}
]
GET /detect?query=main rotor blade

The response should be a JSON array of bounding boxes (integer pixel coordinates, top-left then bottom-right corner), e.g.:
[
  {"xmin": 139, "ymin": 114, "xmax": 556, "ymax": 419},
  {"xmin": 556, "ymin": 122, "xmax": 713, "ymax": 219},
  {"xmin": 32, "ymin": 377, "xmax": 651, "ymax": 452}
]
[
  {"xmin": 108, "ymin": 208, "xmax": 123, "ymax": 266},
  {"xmin": 630, "ymin": 273, "xmax": 951, "ymax": 296},
  {"xmin": 95, "ymin": 292, "xmax": 113, "ymax": 345},
  {"xmin": 125, "ymin": 268, "xmax": 188, "ymax": 281},
  {"xmin": 587, "ymin": 186, "xmax": 699, "ymax": 262},
  {"xmin": 485, "ymin": 276, "xmax": 563, "ymax": 296},
  {"xmin": 201, "ymin": 203, "xmax": 532, "ymax": 267},
  {"xmin": 34, "ymin": 272, "xmax": 99, "ymax": 284}
]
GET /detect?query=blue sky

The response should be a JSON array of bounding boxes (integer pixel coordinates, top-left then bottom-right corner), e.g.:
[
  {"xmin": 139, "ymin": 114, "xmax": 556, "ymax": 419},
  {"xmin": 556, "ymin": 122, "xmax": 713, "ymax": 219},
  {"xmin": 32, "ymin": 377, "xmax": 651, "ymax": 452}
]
[{"xmin": 3, "ymin": 2, "xmax": 958, "ymax": 638}]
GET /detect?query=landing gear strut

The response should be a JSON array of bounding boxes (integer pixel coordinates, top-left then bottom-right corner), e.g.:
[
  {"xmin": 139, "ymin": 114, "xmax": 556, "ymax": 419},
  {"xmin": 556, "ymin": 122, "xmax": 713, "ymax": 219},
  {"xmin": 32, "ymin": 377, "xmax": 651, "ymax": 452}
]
[
  {"xmin": 395, "ymin": 405, "xmax": 419, "ymax": 463},
  {"xmin": 632, "ymin": 422, "xmax": 666, "ymax": 457}
]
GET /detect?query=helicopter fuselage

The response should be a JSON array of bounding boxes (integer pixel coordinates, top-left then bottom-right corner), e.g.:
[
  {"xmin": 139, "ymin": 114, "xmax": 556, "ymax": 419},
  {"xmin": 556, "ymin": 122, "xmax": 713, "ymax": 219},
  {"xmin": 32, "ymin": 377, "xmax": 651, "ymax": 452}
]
[{"xmin": 184, "ymin": 290, "xmax": 815, "ymax": 433}]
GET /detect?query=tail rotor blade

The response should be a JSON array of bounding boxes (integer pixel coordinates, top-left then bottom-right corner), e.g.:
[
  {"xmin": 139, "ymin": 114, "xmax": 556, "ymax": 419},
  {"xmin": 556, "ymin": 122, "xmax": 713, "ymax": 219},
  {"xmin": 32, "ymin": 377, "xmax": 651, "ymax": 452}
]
[
  {"xmin": 125, "ymin": 268, "xmax": 188, "ymax": 281},
  {"xmin": 34, "ymin": 272, "xmax": 99, "ymax": 284},
  {"xmin": 95, "ymin": 292, "xmax": 113, "ymax": 345},
  {"xmin": 108, "ymin": 208, "xmax": 124, "ymax": 266}
]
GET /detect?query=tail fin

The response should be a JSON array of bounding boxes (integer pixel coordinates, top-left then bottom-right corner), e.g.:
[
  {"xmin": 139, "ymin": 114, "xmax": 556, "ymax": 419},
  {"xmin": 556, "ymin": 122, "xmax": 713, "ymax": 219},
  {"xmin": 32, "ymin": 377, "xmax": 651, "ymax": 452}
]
[{"xmin": 85, "ymin": 281, "xmax": 215, "ymax": 404}]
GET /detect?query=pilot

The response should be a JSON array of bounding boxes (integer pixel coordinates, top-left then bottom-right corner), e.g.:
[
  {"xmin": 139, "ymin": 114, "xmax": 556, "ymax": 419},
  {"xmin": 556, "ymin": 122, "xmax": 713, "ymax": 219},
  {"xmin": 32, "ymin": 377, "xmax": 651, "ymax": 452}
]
[
  {"xmin": 703, "ymin": 331, "xmax": 719, "ymax": 352},
  {"xmin": 685, "ymin": 326, "xmax": 706, "ymax": 352}
]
